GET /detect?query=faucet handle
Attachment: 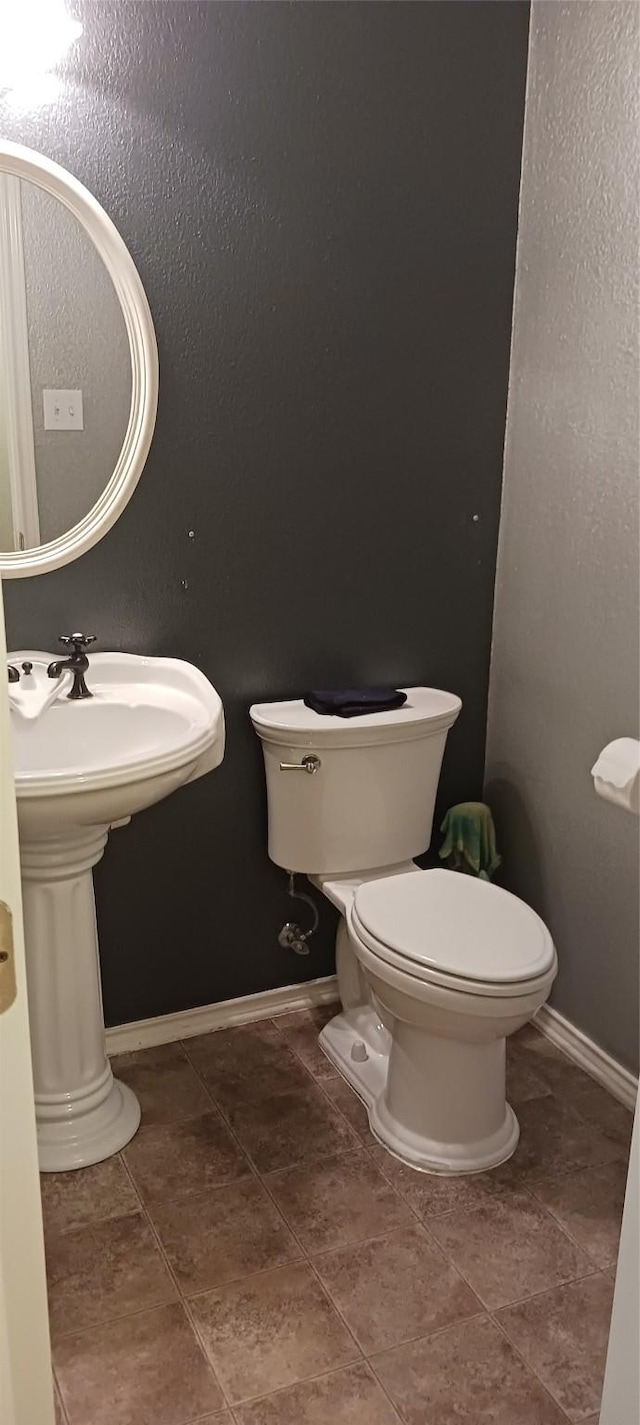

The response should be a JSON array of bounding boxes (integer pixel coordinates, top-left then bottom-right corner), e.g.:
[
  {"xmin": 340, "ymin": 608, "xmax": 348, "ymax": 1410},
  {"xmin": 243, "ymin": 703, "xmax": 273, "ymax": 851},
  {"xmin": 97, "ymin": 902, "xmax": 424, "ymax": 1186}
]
[{"xmin": 59, "ymin": 633, "xmax": 97, "ymax": 653}]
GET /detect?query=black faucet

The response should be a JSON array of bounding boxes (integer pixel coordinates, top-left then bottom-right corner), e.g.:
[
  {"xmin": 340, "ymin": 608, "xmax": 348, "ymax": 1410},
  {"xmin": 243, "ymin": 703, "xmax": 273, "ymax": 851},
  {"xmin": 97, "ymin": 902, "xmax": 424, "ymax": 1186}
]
[{"xmin": 48, "ymin": 634, "xmax": 97, "ymax": 700}]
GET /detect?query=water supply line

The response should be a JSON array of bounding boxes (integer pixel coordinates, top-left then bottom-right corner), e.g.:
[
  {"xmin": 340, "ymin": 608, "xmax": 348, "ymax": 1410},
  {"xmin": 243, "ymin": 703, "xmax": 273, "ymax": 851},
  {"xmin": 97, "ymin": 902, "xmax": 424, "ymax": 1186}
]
[{"xmin": 278, "ymin": 872, "xmax": 319, "ymax": 956}]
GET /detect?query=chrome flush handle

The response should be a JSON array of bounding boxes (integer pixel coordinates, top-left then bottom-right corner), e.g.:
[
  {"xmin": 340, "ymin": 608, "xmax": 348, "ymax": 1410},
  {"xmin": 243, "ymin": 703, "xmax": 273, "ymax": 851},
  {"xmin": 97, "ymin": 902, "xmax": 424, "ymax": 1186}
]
[{"xmin": 279, "ymin": 754, "xmax": 321, "ymax": 774}]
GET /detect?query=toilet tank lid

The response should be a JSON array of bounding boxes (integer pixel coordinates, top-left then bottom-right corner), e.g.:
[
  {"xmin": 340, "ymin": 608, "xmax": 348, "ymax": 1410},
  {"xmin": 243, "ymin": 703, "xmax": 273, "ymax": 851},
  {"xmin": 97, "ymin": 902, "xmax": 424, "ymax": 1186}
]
[
  {"xmin": 249, "ymin": 687, "xmax": 462, "ymax": 748},
  {"xmin": 353, "ymin": 869, "xmax": 556, "ymax": 983}
]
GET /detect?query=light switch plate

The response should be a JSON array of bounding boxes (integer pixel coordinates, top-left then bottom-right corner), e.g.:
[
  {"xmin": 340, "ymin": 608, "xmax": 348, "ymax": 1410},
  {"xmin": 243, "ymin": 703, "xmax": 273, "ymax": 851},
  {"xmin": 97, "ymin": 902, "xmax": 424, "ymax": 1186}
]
[{"xmin": 43, "ymin": 389, "xmax": 84, "ymax": 431}]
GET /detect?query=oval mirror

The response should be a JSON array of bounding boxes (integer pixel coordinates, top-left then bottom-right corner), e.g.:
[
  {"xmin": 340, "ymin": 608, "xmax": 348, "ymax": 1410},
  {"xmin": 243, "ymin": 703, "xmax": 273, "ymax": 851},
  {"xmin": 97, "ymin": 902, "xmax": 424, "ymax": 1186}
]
[{"xmin": 0, "ymin": 141, "xmax": 158, "ymax": 577}]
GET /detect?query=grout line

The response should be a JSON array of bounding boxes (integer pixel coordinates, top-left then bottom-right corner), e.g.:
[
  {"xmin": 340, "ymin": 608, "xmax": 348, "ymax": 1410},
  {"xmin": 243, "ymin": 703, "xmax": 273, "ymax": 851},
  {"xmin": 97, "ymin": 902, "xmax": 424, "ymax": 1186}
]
[
  {"xmin": 117, "ymin": 1152, "xmax": 235, "ymax": 1417},
  {"xmin": 261, "ymin": 1143, "xmax": 364, "ymax": 1184},
  {"xmin": 181, "ymin": 1041, "xmax": 329, "ymax": 1177},
  {"xmin": 179, "ymin": 1031, "xmax": 484, "ymax": 1353},
  {"xmin": 118, "ymin": 1145, "xmax": 144, "ymax": 1203},
  {"xmin": 300, "ymin": 1165, "xmax": 486, "ymax": 1313},
  {"xmin": 261, "ymin": 1159, "xmax": 486, "ymax": 1421},
  {"xmin": 268, "ymin": 1011, "xmax": 342, "ymax": 1083},
  {"xmin": 366, "ymin": 1349, "xmax": 414, "ymax": 1423},
  {"xmin": 364, "ymin": 1092, "xmax": 627, "ymax": 1253},
  {"xmin": 411, "ymin": 1194, "xmax": 603, "ymax": 1316},
  {"xmin": 364, "ymin": 1316, "xmax": 491, "ymax": 1423},
  {"xmin": 359, "ymin": 1140, "xmax": 542, "ymax": 1267},
  {"xmin": 51, "ymin": 1373, "xmax": 70, "ymax": 1425},
  {"xmin": 267, "ymin": 1011, "xmax": 344, "ymax": 1086},
  {"xmin": 151, "ymin": 1239, "xmax": 306, "ymax": 1304},
  {"xmin": 555, "ymin": 1100, "xmax": 633, "ymax": 1162},
  {"xmin": 199, "ymin": 1098, "xmax": 360, "ymax": 1178},
  {"xmin": 490, "ymin": 1263, "xmax": 611, "ymax": 1318},
  {"xmin": 182, "ymin": 1024, "xmax": 328, "ymax": 1097},
  {"xmin": 43, "ymin": 1201, "xmax": 144, "ymax": 1240},
  {"xmin": 355, "ymin": 1120, "xmax": 612, "ymax": 1320},
  {"xmin": 52, "ymin": 1291, "xmax": 183, "ymax": 1344},
  {"xmin": 218, "ymin": 1359, "xmax": 405, "ymax": 1418},
  {"xmin": 174, "ymin": 1124, "xmax": 372, "ymax": 1414},
  {"xmin": 365, "ymin": 1313, "xmax": 576, "ymax": 1425},
  {"xmin": 252, "ymin": 1159, "xmax": 367, "ymax": 1369},
  {"xmin": 489, "ymin": 1309, "xmax": 577, "ymax": 1422},
  {"xmin": 172, "ymin": 1035, "xmax": 382, "ymax": 1414},
  {"xmin": 525, "ymin": 1179, "xmax": 623, "ymax": 1273},
  {"xmin": 329, "ymin": 1300, "xmax": 488, "ymax": 1366},
  {"xmin": 180, "ymin": 1014, "xmax": 366, "ymax": 1171},
  {"xmin": 361, "ymin": 1143, "xmax": 528, "ymax": 1224},
  {"xmin": 512, "ymin": 1036, "xmax": 634, "ymax": 1127},
  {"xmin": 366, "ymin": 1308, "xmax": 494, "ymax": 1365},
  {"xmin": 110, "ymin": 1039, "xmax": 192, "ymax": 1064},
  {"xmin": 41, "ymin": 1147, "xmax": 147, "ymax": 1241},
  {"xmin": 123, "ymin": 1053, "xmax": 226, "ymax": 1122},
  {"xmin": 243, "ymin": 1127, "xmax": 422, "ymax": 1424},
  {"xmin": 310, "ymin": 1063, "xmax": 376, "ymax": 1146},
  {"xmin": 180, "ymin": 1403, "xmax": 240, "ymax": 1420}
]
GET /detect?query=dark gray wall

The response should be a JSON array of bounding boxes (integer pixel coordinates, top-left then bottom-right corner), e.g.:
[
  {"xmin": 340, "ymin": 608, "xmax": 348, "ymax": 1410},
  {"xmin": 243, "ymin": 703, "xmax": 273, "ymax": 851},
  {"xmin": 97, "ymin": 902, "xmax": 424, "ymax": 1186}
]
[{"xmin": 2, "ymin": 0, "xmax": 530, "ymax": 1026}]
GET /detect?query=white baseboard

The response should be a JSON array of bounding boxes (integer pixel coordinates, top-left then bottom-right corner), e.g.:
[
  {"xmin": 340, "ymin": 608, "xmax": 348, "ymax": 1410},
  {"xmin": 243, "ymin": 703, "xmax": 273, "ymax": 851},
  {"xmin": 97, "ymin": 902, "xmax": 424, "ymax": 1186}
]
[
  {"xmin": 106, "ymin": 975, "xmax": 638, "ymax": 1116},
  {"xmin": 535, "ymin": 1004, "xmax": 638, "ymax": 1112},
  {"xmin": 105, "ymin": 974, "xmax": 339, "ymax": 1056}
]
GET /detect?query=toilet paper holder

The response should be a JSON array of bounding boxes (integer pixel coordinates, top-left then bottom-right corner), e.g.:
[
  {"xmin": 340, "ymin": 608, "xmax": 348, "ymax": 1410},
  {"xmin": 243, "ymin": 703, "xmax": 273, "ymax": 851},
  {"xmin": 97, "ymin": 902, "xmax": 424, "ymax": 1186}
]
[{"xmin": 591, "ymin": 738, "xmax": 640, "ymax": 816}]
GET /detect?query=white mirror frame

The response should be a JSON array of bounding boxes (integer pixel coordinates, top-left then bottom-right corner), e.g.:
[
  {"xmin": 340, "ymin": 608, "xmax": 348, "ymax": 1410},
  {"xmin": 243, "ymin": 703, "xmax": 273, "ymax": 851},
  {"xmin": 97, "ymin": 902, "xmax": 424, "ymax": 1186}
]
[{"xmin": 0, "ymin": 141, "xmax": 158, "ymax": 578}]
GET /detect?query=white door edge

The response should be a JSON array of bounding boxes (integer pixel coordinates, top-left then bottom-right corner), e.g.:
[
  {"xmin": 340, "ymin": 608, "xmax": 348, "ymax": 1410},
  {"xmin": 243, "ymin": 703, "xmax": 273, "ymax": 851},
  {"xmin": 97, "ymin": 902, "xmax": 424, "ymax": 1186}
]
[{"xmin": 0, "ymin": 581, "xmax": 53, "ymax": 1425}]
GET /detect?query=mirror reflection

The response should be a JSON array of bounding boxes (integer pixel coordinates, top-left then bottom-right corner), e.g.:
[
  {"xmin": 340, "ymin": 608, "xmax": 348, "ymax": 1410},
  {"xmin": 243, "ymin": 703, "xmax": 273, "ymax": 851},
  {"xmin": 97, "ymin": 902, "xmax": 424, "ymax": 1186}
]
[{"xmin": 0, "ymin": 175, "xmax": 131, "ymax": 552}]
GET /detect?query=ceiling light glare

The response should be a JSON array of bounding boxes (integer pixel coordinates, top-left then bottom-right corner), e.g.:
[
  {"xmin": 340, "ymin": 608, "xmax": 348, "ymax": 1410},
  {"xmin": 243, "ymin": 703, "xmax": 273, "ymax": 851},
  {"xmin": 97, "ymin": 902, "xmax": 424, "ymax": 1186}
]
[{"xmin": 0, "ymin": 0, "xmax": 82, "ymax": 109}]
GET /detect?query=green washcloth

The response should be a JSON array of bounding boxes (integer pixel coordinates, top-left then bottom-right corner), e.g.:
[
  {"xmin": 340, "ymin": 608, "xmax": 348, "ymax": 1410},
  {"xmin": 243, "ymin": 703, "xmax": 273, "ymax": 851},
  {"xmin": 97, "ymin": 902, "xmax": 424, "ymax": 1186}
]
[{"xmin": 439, "ymin": 801, "xmax": 501, "ymax": 881}]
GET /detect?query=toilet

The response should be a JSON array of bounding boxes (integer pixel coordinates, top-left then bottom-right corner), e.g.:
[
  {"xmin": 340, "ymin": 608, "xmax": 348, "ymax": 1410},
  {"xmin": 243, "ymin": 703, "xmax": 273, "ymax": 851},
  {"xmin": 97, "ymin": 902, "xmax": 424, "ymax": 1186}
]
[{"xmin": 250, "ymin": 687, "xmax": 557, "ymax": 1175}]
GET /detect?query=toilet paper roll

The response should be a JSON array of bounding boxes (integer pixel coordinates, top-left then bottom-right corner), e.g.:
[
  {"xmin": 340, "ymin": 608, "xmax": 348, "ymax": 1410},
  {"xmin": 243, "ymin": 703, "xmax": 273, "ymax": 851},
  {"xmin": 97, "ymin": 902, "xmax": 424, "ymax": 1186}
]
[{"xmin": 591, "ymin": 738, "xmax": 640, "ymax": 815}]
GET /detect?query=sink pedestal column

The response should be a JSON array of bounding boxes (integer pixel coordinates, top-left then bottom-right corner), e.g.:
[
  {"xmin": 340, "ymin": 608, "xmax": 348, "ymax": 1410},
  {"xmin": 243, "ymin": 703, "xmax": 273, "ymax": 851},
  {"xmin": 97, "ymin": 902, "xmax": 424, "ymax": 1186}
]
[{"xmin": 20, "ymin": 827, "xmax": 141, "ymax": 1172}]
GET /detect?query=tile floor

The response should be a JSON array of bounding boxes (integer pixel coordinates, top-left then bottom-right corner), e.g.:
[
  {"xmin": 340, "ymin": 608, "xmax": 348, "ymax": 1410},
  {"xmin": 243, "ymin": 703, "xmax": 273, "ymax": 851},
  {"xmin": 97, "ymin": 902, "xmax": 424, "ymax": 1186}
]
[{"xmin": 44, "ymin": 1006, "xmax": 632, "ymax": 1425}]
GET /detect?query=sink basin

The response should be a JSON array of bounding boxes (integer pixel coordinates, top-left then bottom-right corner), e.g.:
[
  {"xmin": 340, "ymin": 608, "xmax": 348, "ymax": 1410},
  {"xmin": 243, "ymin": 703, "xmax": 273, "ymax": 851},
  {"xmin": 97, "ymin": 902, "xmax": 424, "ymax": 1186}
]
[
  {"xmin": 11, "ymin": 651, "xmax": 224, "ymax": 833},
  {"xmin": 8, "ymin": 649, "xmax": 225, "ymax": 1172}
]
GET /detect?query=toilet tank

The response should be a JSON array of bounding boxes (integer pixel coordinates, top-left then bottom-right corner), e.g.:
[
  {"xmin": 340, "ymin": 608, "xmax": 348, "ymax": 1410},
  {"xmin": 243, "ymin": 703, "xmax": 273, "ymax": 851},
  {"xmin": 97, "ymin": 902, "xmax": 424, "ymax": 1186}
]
[{"xmin": 250, "ymin": 687, "xmax": 462, "ymax": 876}]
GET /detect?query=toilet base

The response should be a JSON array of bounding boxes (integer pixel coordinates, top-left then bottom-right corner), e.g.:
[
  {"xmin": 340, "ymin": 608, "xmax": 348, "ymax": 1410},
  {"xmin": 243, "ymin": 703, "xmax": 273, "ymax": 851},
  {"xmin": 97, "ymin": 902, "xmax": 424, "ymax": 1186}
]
[{"xmin": 320, "ymin": 1005, "xmax": 520, "ymax": 1176}]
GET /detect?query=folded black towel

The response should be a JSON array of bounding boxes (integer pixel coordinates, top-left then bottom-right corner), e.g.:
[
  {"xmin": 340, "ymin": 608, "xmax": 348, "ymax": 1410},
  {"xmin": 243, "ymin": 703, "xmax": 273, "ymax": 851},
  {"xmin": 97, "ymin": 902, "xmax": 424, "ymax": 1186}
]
[{"xmin": 303, "ymin": 687, "xmax": 408, "ymax": 718}]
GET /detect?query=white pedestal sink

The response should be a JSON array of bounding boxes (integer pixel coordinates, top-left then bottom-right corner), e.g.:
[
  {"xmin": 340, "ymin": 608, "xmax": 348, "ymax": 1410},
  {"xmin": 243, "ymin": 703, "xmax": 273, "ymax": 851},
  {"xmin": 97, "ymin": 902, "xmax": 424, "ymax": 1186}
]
[{"xmin": 9, "ymin": 651, "xmax": 224, "ymax": 1172}]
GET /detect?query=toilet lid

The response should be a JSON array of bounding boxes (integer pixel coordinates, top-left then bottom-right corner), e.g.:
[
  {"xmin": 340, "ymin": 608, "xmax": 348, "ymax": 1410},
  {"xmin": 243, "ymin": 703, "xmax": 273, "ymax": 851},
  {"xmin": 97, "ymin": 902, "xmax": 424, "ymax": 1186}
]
[{"xmin": 353, "ymin": 869, "xmax": 555, "ymax": 984}]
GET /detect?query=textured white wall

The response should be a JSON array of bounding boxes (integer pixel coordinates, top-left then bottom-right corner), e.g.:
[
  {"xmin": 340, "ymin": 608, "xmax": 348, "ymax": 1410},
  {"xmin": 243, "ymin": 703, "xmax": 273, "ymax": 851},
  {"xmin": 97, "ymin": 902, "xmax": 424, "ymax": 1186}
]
[{"xmin": 486, "ymin": 1, "xmax": 639, "ymax": 1069}]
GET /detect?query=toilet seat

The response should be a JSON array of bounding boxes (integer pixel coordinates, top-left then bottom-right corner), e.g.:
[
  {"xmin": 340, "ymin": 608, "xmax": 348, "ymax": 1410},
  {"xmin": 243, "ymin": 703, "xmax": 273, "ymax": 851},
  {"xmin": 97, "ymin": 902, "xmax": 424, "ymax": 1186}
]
[{"xmin": 350, "ymin": 868, "xmax": 556, "ymax": 999}]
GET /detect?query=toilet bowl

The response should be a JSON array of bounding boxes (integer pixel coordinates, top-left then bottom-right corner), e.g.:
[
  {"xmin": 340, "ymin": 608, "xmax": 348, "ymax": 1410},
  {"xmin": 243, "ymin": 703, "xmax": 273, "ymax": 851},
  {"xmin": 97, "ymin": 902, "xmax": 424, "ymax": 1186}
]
[
  {"xmin": 250, "ymin": 688, "xmax": 557, "ymax": 1174},
  {"xmin": 320, "ymin": 867, "xmax": 556, "ymax": 1172}
]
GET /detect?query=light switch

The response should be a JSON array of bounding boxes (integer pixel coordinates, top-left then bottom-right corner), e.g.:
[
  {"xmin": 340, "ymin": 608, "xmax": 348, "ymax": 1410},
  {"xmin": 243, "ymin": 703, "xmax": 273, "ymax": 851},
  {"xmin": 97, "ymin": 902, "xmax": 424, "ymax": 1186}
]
[{"xmin": 43, "ymin": 389, "xmax": 84, "ymax": 431}]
